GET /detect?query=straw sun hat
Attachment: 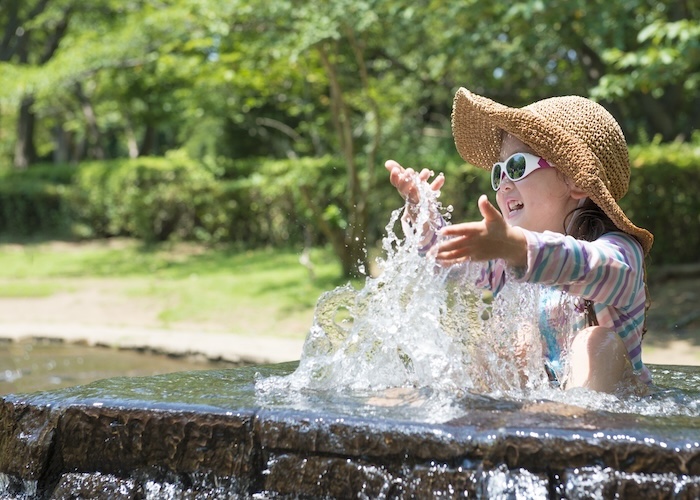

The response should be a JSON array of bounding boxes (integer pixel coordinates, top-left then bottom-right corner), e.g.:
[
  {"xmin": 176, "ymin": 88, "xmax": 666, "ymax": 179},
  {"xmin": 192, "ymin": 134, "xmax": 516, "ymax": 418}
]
[{"xmin": 451, "ymin": 87, "xmax": 653, "ymax": 255}]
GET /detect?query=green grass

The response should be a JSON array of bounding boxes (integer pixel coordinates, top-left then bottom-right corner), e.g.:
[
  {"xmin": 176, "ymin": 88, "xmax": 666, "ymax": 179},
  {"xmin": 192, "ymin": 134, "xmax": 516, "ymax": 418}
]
[
  {"xmin": 0, "ymin": 240, "xmax": 353, "ymax": 336},
  {"xmin": 0, "ymin": 282, "xmax": 67, "ymax": 298}
]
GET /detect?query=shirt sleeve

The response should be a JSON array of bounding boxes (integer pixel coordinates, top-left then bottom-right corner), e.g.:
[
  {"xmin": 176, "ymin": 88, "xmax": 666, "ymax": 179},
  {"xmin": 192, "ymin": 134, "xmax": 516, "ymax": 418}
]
[
  {"xmin": 476, "ymin": 259, "xmax": 508, "ymax": 295},
  {"xmin": 513, "ymin": 229, "xmax": 645, "ymax": 309}
]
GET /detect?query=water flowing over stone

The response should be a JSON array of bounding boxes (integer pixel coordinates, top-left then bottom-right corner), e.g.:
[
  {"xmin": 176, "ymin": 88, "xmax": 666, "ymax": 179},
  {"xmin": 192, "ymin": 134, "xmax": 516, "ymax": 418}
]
[{"xmin": 1, "ymin": 363, "xmax": 700, "ymax": 498}]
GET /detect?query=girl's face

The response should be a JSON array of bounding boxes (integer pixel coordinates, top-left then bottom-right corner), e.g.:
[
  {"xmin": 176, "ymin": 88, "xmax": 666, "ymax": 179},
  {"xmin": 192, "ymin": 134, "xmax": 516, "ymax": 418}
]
[{"xmin": 496, "ymin": 135, "xmax": 583, "ymax": 234}]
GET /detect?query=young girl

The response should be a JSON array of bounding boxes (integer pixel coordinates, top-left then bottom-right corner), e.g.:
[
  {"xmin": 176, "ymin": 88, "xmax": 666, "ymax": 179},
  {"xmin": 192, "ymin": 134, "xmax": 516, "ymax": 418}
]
[{"xmin": 386, "ymin": 87, "xmax": 654, "ymax": 394}]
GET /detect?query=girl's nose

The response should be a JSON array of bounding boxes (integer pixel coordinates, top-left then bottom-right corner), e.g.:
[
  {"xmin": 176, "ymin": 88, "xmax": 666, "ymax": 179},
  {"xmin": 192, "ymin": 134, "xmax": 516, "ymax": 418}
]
[{"xmin": 499, "ymin": 177, "xmax": 514, "ymax": 191}]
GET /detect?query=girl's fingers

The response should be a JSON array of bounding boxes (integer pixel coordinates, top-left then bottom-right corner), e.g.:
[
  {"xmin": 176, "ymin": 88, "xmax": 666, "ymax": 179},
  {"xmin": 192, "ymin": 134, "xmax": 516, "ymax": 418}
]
[
  {"xmin": 386, "ymin": 163, "xmax": 414, "ymax": 198},
  {"xmin": 385, "ymin": 159, "xmax": 403, "ymax": 171},
  {"xmin": 386, "ymin": 160, "xmax": 445, "ymax": 202},
  {"xmin": 418, "ymin": 168, "xmax": 434, "ymax": 181},
  {"xmin": 478, "ymin": 194, "xmax": 502, "ymax": 223},
  {"xmin": 430, "ymin": 173, "xmax": 445, "ymax": 191},
  {"xmin": 436, "ymin": 234, "xmax": 467, "ymax": 252},
  {"xmin": 386, "ymin": 161, "xmax": 442, "ymax": 186},
  {"xmin": 435, "ymin": 243, "xmax": 471, "ymax": 264},
  {"xmin": 439, "ymin": 221, "xmax": 477, "ymax": 237}
]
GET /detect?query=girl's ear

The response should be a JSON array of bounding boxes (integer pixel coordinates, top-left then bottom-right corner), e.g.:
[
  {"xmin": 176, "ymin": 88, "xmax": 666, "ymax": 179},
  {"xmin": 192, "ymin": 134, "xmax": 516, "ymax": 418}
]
[{"xmin": 566, "ymin": 179, "xmax": 588, "ymax": 200}]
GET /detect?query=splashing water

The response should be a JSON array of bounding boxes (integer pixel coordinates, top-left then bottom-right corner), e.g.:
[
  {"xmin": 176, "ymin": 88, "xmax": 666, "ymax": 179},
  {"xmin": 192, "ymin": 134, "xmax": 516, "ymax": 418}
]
[
  {"xmin": 256, "ymin": 174, "xmax": 700, "ymax": 421},
  {"xmin": 258, "ymin": 175, "xmax": 564, "ymax": 415}
]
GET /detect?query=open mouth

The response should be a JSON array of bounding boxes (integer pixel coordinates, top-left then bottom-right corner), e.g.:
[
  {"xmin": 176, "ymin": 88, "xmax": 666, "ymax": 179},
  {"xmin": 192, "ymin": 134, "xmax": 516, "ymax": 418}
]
[{"xmin": 507, "ymin": 200, "xmax": 524, "ymax": 214}]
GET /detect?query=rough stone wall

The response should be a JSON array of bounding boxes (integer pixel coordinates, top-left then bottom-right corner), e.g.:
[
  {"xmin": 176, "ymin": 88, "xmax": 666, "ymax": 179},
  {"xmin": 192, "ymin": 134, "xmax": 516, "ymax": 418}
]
[{"xmin": 1, "ymin": 397, "xmax": 700, "ymax": 498}]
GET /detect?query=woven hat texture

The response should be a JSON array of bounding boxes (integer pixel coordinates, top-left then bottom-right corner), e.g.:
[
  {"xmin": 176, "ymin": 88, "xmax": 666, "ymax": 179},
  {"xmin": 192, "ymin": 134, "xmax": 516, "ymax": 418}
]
[{"xmin": 451, "ymin": 87, "xmax": 653, "ymax": 255}]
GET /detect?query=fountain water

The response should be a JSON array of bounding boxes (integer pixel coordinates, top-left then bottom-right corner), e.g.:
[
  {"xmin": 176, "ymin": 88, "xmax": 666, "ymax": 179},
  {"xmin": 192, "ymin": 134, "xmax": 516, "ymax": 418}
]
[
  {"xmin": 257, "ymin": 173, "xmax": 651, "ymax": 413},
  {"xmin": 1, "ymin": 178, "xmax": 699, "ymax": 498}
]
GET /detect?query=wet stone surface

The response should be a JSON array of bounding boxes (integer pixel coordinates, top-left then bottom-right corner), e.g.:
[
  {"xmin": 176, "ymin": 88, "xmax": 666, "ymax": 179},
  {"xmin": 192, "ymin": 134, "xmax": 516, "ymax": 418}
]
[{"xmin": 1, "ymin": 364, "xmax": 699, "ymax": 499}]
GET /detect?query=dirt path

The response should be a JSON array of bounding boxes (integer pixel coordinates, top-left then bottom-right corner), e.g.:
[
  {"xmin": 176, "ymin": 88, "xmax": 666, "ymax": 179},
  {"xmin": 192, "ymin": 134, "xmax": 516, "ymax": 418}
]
[{"xmin": 0, "ymin": 277, "xmax": 309, "ymax": 365}]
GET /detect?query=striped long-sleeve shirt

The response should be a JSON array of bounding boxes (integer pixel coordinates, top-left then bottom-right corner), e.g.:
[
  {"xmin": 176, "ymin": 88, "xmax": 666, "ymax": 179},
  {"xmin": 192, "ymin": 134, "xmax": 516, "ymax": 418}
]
[{"xmin": 480, "ymin": 229, "xmax": 651, "ymax": 385}]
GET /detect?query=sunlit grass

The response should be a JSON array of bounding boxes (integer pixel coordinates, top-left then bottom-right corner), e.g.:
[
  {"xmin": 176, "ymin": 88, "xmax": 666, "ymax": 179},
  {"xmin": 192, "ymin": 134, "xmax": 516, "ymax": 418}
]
[
  {"xmin": 0, "ymin": 281, "xmax": 68, "ymax": 298},
  {"xmin": 0, "ymin": 240, "xmax": 354, "ymax": 337},
  {"xmin": 123, "ymin": 247, "xmax": 350, "ymax": 330}
]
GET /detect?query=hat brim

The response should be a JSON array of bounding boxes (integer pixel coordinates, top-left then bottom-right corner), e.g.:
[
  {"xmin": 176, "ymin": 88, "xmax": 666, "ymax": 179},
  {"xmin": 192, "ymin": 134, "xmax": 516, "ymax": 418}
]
[{"xmin": 451, "ymin": 87, "xmax": 653, "ymax": 255}]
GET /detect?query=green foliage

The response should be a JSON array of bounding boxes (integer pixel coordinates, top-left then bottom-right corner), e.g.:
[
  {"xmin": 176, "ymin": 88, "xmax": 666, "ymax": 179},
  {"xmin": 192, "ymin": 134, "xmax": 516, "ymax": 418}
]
[
  {"xmin": 0, "ymin": 180, "xmax": 67, "ymax": 236},
  {"xmin": 0, "ymin": 153, "xmax": 349, "ymax": 247},
  {"xmin": 623, "ymin": 141, "xmax": 700, "ymax": 266},
  {"xmin": 2, "ymin": 0, "xmax": 699, "ymax": 277},
  {"xmin": 3, "ymin": 0, "xmax": 697, "ymax": 166},
  {"xmin": 69, "ymin": 152, "xmax": 218, "ymax": 242},
  {"xmin": 0, "ymin": 164, "xmax": 76, "ymax": 236},
  {"xmin": 237, "ymin": 155, "xmax": 348, "ymax": 245},
  {"xmin": 597, "ymin": 18, "xmax": 700, "ymax": 97}
]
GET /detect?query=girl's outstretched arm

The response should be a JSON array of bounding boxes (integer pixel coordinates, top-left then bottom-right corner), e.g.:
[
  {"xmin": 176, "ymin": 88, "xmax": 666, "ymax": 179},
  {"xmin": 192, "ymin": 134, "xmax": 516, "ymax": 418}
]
[{"xmin": 436, "ymin": 195, "xmax": 527, "ymax": 267}]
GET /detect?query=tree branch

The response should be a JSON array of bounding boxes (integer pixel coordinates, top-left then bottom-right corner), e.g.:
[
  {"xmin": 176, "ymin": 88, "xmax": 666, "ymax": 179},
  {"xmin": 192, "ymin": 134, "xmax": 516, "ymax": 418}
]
[
  {"xmin": 39, "ymin": 6, "xmax": 73, "ymax": 64},
  {"xmin": 256, "ymin": 117, "xmax": 303, "ymax": 144}
]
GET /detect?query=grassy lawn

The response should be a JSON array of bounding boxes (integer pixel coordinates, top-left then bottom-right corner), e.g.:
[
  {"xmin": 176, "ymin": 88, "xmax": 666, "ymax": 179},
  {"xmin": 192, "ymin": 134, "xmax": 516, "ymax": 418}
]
[{"xmin": 0, "ymin": 239, "xmax": 351, "ymax": 338}]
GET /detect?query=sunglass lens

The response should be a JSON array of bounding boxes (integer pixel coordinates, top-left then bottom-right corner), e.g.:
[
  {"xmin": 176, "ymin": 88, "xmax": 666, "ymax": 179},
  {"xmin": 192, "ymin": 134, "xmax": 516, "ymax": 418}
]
[
  {"xmin": 492, "ymin": 163, "xmax": 502, "ymax": 190},
  {"xmin": 507, "ymin": 154, "xmax": 527, "ymax": 180}
]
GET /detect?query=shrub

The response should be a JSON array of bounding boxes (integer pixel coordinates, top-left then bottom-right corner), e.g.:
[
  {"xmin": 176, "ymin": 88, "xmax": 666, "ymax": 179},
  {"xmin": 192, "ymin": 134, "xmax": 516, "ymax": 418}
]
[
  {"xmin": 0, "ymin": 163, "xmax": 76, "ymax": 236},
  {"xmin": 0, "ymin": 179, "xmax": 69, "ymax": 236},
  {"xmin": 69, "ymin": 152, "xmax": 218, "ymax": 242},
  {"xmin": 0, "ymin": 142, "xmax": 697, "ymax": 268},
  {"xmin": 624, "ymin": 141, "xmax": 700, "ymax": 266}
]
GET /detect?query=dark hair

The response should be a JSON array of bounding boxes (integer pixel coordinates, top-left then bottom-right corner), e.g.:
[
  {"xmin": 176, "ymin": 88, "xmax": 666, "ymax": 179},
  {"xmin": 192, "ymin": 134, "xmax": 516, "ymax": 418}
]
[
  {"xmin": 564, "ymin": 198, "xmax": 618, "ymax": 241},
  {"xmin": 565, "ymin": 198, "xmax": 649, "ymax": 336}
]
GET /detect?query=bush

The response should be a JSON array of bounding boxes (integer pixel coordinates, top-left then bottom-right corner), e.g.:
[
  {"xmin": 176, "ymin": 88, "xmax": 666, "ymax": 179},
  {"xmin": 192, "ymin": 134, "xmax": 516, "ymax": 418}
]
[
  {"xmin": 0, "ymin": 179, "xmax": 69, "ymax": 236},
  {"xmin": 0, "ymin": 142, "xmax": 697, "ymax": 268},
  {"xmin": 0, "ymin": 163, "xmax": 76, "ymax": 236},
  {"xmin": 624, "ymin": 141, "xmax": 700, "ymax": 266},
  {"xmin": 255, "ymin": 156, "xmax": 348, "ymax": 245},
  {"xmin": 68, "ymin": 152, "xmax": 223, "ymax": 242}
]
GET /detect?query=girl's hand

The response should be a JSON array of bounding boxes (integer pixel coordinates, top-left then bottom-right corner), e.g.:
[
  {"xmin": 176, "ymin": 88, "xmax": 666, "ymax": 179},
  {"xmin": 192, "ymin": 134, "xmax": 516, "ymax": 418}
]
[
  {"xmin": 436, "ymin": 195, "xmax": 527, "ymax": 267},
  {"xmin": 385, "ymin": 159, "xmax": 444, "ymax": 204}
]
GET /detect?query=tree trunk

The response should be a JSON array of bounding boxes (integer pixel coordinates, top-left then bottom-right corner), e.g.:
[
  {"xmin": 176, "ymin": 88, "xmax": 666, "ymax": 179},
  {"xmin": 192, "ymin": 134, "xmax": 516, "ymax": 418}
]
[
  {"xmin": 124, "ymin": 116, "xmax": 140, "ymax": 158},
  {"xmin": 75, "ymin": 82, "xmax": 105, "ymax": 159},
  {"xmin": 52, "ymin": 124, "xmax": 70, "ymax": 163},
  {"xmin": 140, "ymin": 124, "xmax": 157, "ymax": 156},
  {"xmin": 638, "ymin": 93, "xmax": 676, "ymax": 141},
  {"xmin": 8, "ymin": 2, "xmax": 70, "ymax": 168},
  {"xmin": 317, "ymin": 42, "xmax": 369, "ymax": 278},
  {"xmin": 14, "ymin": 97, "xmax": 37, "ymax": 169}
]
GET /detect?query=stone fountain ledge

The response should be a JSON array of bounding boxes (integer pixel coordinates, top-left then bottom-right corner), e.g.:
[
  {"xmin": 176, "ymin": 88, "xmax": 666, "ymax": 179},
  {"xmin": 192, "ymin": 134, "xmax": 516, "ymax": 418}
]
[
  {"xmin": 1, "ymin": 366, "xmax": 700, "ymax": 499},
  {"xmin": 0, "ymin": 322, "xmax": 303, "ymax": 365}
]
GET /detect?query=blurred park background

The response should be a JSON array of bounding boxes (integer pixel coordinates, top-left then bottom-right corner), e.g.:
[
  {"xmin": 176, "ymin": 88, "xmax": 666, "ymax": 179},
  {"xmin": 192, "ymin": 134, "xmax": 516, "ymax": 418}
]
[{"xmin": 0, "ymin": 0, "xmax": 698, "ymax": 373}]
